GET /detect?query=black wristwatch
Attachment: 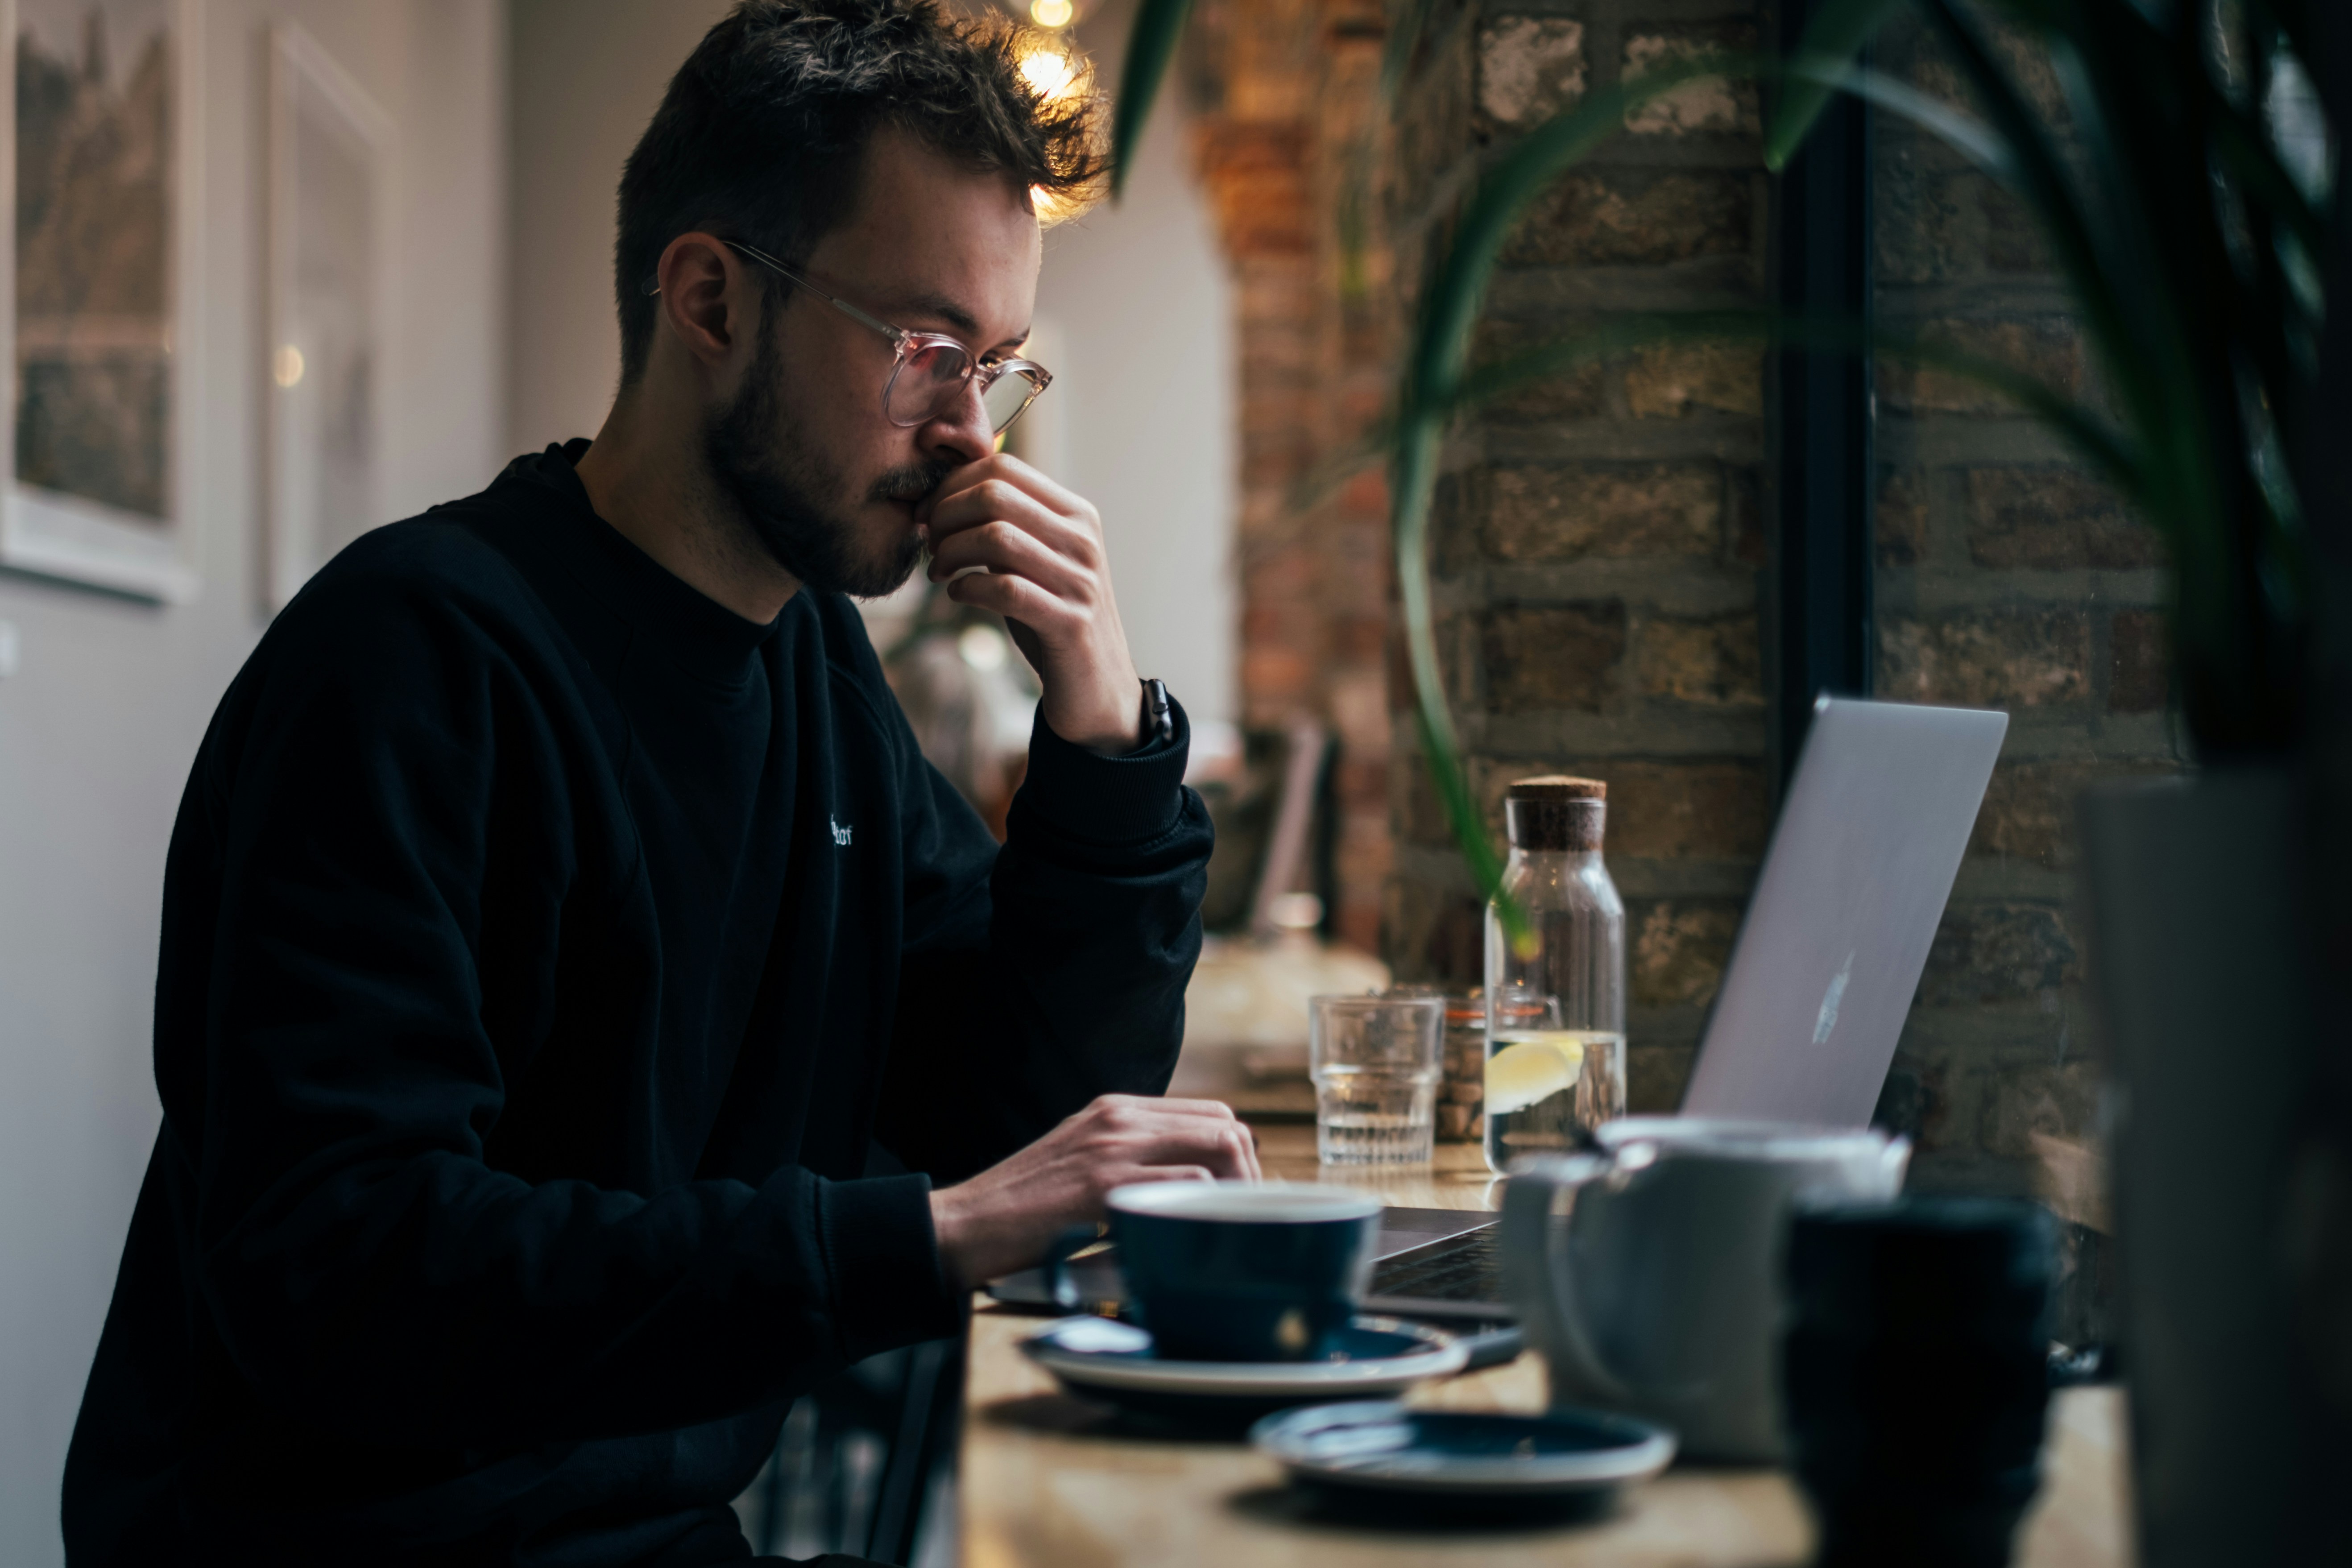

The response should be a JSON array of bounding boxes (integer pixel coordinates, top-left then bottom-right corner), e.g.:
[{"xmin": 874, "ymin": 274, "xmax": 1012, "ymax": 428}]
[{"xmin": 1140, "ymin": 678, "xmax": 1175, "ymax": 748}]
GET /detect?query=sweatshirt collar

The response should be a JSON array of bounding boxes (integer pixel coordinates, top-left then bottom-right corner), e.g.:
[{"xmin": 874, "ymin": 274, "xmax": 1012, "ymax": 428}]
[{"xmin": 505, "ymin": 439, "xmax": 783, "ymax": 685}]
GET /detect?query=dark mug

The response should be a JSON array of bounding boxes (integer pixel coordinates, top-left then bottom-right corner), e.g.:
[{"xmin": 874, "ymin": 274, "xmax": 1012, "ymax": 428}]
[
  {"xmin": 1076, "ymin": 1180, "xmax": 1380, "ymax": 1362},
  {"xmin": 1782, "ymin": 1197, "xmax": 2058, "ymax": 1568}
]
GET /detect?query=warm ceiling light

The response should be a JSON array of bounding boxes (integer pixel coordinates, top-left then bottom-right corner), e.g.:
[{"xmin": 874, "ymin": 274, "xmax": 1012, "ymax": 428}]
[
  {"xmin": 1030, "ymin": 0, "xmax": 1073, "ymax": 25},
  {"xmin": 273, "ymin": 345, "xmax": 306, "ymax": 388},
  {"xmin": 1017, "ymin": 43, "xmax": 1078, "ymax": 100}
]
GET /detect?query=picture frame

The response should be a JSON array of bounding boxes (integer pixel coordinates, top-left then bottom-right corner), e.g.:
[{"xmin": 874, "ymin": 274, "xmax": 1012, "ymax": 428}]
[
  {"xmin": 263, "ymin": 21, "xmax": 389, "ymax": 613},
  {"xmin": 0, "ymin": 0, "xmax": 204, "ymax": 602}
]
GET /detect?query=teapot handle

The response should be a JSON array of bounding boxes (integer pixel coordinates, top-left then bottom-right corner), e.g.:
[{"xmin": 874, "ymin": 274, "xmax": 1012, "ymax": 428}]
[{"xmin": 1502, "ymin": 1154, "xmax": 1631, "ymax": 1404}]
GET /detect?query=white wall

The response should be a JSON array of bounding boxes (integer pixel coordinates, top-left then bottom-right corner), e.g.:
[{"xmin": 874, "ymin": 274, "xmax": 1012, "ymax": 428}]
[
  {"xmin": 505, "ymin": 0, "xmax": 1237, "ymax": 727},
  {"xmin": 1035, "ymin": 0, "xmax": 1238, "ymax": 728},
  {"xmin": 0, "ymin": 4, "xmax": 506, "ymax": 1561},
  {"xmin": 507, "ymin": 0, "xmax": 731, "ymax": 451}
]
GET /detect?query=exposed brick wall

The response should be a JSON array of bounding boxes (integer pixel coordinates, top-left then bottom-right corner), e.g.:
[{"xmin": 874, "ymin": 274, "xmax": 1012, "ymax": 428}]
[
  {"xmin": 1868, "ymin": 12, "xmax": 2178, "ymax": 1195},
  {"xmin": 1381, "ymin": 0, "xmax": 1773, "ymax": 1119}
]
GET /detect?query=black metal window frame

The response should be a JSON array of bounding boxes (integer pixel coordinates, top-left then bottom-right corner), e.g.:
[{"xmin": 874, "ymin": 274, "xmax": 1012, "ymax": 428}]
[{"xmin": 1767, "ymin": 0, "xmax": 1875, "ymax": 799}]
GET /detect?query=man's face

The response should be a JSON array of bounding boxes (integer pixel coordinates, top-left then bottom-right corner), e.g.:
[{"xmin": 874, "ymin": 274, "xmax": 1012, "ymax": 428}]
[{"xmin": 705, "ymin": 125, "xmax": 1043, "ymax": 598}]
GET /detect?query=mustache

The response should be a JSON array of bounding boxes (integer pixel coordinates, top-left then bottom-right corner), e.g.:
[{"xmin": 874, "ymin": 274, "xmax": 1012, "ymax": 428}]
[{"xmin": 869, "ymin": 462, "xmax": 951, "ymax": 505}]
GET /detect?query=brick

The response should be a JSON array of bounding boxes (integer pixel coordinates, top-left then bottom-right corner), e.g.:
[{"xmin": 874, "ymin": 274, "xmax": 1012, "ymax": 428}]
[
  {"xmin": 1983, "ymin": 184, "xmax": 2050, "ymax": 273},
  {"xmin": 1878, "ymin": 467, "xmax": 1929, "ymax": 566},
  {"xmin": 1622, "ymin": 28, "xmax": 1760, "ymax": 137},
  {"xmin": 1632, "ymin": 900, "xmax": 1742, "ymax": 1007},
  {"xmin": 1601, "ymin": 760, "xmax": 1769, "ymax": 860},
  {"xmin": 1480, "ymin": 601, "xmax": 1628, "ymax": 713},
  {"xmin": 1502, "ymin": 171, "xmax": 1752, "ymax": 268},
  {"xmin": 1478, "ymin": 16, "xmax": 1586, "ymax": 126},
  {"xmin": 1195, "ymin": 121, "xmax": 1313, "ymax": 257},
  {"xmin": 1964, "ymin": 466, "xmax": 2157, "ymax": 569},
  {"xmin": 1636, "ymin": 611, "xmax": 1764, "ymax": 706},
  {"xmin": 1879, "ymin": 319, "xmax": 2083, "ymax": 414},
  {"xmin": 2109, "ymin": 608, "xmax": 2168, "ymax": 711},
  {"xmin": 1482, "ymin": 462, "xmax": 1722, "ymax": 563},
  {"xmin": 1969, "ymin": 757, "xmax": 2177, "ymax": 868},
  {"xmin": 1878, "ymin": 609, "xmax": 2092, "ymax": 707},
  {"xmin": 1919, "ymin": 903, "xmax": 2079, "ymax": 1005},
  {"xmin": 1874, "ymin": 155, "xmax": 1988, "ymax": 286},
  {"xmin": 1625, "ymin": 340, "xmax": 1765, "ymax": 418},
  {"xmin": 1470, "ymin": 316, "xmax": 1607, "ymax": 422}
]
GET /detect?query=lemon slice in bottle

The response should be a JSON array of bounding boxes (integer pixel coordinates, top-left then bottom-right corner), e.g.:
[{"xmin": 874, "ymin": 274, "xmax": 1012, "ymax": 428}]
[{"xmin": 1485, "ymin": 1035, "xmax": 1584, "ymax": 1117}]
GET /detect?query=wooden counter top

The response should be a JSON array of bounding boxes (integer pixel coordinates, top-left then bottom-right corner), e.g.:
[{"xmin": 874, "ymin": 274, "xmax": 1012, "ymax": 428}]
[{"xmin": 958, "ymin": 1124, "xmax": 2133, "ymax": 1567}]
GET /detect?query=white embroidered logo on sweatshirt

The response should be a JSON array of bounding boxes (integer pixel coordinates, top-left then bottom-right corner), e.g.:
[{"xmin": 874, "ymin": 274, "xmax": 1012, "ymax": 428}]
[{"xmin": 829, "ymin": 815, "xmax": 853, "ymax": 846}]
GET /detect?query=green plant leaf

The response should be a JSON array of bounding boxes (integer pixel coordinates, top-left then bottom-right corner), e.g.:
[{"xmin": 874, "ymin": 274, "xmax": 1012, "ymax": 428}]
[
  {"xmin": 1764, "ymin": 0, "xmax": 1907, "ymax": 170},
  {"xmin": 1109, "ymin": 0, "xmax": 1195, "ymax": 201},
  {"xmin": 1381, "ymin": 0, "xmax": 1447, "ymax": 102},
  {"xmin": 1785, "ymin": 57, "xmax": 2012, "ymax": 174}
]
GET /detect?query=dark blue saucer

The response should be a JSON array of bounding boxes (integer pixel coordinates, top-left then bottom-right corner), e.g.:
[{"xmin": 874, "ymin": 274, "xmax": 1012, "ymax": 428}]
[
  {"xmin": 1022, "ymin": 1316, "xmax": 1466, "ymax": 1427},
  {"xmin": 1251, "ymin": 1400, "xmax": 1676, "ymax": 1499}
]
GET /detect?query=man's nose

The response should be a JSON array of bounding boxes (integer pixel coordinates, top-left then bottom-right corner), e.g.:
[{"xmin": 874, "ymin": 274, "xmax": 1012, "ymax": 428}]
[{"xmin": 919, "ymin": 376, "xmax": 996, "ymax": 467}]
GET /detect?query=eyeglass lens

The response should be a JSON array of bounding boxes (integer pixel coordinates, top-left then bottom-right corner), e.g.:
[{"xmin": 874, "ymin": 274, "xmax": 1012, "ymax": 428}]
[{"xmin": 886, "ymin": 341, "xmax": 1043, "ymax": 433}]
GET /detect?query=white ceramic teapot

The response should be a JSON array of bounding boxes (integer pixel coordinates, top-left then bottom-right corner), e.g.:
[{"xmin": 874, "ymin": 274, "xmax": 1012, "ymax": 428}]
[{"xmin": 1501, "ymin": 1117, "xmax": 1910, "ymax": 1462}]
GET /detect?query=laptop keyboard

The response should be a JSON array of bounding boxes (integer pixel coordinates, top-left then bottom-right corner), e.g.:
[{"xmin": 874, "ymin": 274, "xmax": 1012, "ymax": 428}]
[{"xmin": 1370, "ymin": 1227, "xmax": 1503, "ymax": 1304}]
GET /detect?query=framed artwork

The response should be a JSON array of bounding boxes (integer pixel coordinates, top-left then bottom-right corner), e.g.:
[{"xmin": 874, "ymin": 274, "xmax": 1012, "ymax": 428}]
[
  {"xmin": 1, "ymin": 0, "xmax": 203, "ymax": 601},
  {"xmin": 264, "ymin": 23, "xmax": 387, "ymax": 612}
]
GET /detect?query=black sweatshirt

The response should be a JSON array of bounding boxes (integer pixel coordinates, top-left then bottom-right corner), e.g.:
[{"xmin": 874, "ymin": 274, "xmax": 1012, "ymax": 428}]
[{"xmin": 62, "ymin": 443, "xmax": 1209, "ymax": 1567}]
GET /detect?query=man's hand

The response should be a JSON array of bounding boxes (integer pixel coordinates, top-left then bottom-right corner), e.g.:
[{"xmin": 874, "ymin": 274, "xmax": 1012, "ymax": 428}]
[
  {"xmin": 918, "ymin": 455, "xmax": 1144, "ymax": 753},
  {"xmin": 926, "ymin": 1095, "xmax": 1260, "ymax": 1290}
]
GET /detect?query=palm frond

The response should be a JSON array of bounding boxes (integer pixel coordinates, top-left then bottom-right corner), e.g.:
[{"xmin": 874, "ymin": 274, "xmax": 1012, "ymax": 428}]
[{"xmin": 1109, "ymin": 0, "xmax": 1195, "ymax": 200}]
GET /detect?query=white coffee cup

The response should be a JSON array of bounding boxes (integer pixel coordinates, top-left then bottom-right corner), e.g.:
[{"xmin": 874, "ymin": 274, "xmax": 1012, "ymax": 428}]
[{"xmin": 1501, "ymin": 1117, "xmax": 1909, "ymax": 1462}]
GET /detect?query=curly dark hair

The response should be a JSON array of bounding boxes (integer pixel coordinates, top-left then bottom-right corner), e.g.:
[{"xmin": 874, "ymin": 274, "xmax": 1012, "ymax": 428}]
[{"xmin": 613, "ymin": 0, "xmax": 1104, "ymax": 384}]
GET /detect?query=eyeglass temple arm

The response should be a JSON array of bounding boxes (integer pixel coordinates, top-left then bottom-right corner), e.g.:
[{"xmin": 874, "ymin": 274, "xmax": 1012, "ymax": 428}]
[
  {"xmin": 638, "ymin": 241, "xmax": 905, "ymax": 343},
  {"xmin": 726, "ymin": 242, "xmax": 905, "ymax": 342}
]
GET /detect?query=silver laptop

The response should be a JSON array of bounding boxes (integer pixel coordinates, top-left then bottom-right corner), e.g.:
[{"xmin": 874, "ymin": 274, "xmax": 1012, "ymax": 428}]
[{"xmin": 1680, "ymin": 695, "xmax": 2008, "ymax": 1124}]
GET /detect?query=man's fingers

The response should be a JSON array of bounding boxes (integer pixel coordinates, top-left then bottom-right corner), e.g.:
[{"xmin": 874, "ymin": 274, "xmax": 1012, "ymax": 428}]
[
  {"xmin": 943, "ymin": 569, "xmax": 1087, "ymax": 642},
  {"xmin": 923, "ymin": 476, "xmax": 1098, "ymax": 563},
  {"xmin": 926, "ymin": 519, "xmax": 1097, "ymax": 600},
  {"xmin": 926, "ymin": 451, "xmax": 1092, "ymax": 525}
]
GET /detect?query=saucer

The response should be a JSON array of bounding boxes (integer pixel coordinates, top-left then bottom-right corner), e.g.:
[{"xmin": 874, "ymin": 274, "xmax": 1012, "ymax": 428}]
[
  {"xmin": 1251, "ymin": 1400, "xmax": 1677, "ymax": 1499},
  {"xmin": 1022, "ymin": 1316, "xmax": 1467, "ymax": 1425}
]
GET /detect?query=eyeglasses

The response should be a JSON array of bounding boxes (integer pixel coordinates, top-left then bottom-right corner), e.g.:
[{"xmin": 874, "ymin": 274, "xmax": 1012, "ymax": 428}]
[{"xmin": 642, "ymin": 241, "xmax": 1052, "ymax": 436}]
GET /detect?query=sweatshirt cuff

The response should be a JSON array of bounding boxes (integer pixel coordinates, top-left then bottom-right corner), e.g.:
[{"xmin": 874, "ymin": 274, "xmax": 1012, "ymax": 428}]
[
  {"xmin": 816, "ymin": 1173, "xmax": 965, "ymax": 1363},
  {"xmin": 1018, "ymin": 694, "xmax": 1193, "ymax": 846}
]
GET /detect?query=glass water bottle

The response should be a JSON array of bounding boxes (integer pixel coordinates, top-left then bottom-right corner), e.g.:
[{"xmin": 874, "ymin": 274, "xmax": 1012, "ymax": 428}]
[{"xmin": 1484, "ymin": 776, "xmax": 1627, "ymax": 1173}]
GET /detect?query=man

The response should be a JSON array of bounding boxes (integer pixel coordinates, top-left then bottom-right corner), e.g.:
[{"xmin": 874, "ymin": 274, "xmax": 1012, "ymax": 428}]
[{"xmin": 63, "ymin": 4, "xmax": 1255, "ymax": 1562}]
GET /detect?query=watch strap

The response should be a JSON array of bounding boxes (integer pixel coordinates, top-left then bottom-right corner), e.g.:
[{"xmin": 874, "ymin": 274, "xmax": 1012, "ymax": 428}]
[{"xmin": 1141, "ymin": 678, "xmax": 1176, "ymax": 748}]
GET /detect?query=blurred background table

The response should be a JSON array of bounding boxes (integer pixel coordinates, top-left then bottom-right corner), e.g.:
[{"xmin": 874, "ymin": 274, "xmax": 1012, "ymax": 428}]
[{"xmin": 957, "ymin": 1130, "xmax": 2133, "ymax": 1567}]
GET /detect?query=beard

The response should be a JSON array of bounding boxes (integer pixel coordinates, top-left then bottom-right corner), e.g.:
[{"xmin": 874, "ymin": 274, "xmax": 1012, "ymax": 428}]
[{"xmin": 703, "ymin": 325, "xmax": 941, "ymax": 599}]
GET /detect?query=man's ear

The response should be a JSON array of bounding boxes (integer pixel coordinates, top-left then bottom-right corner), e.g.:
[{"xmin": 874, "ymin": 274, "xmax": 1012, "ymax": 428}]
[{"xmin": 655, "ymin": 232, "xmax": 753, "ymax": 369}]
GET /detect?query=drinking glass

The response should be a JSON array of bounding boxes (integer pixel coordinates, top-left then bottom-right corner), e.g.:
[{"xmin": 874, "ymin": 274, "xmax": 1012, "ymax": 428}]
[{"xmin": 1309, "ymin": 993, "xmax": 1445, "ymax": 1166}]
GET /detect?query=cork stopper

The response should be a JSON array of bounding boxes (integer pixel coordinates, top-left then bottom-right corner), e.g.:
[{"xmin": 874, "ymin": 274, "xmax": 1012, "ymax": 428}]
[{"xmin": 1505, "ymin": 775, "xmax": 1607, "ymax": 852}]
